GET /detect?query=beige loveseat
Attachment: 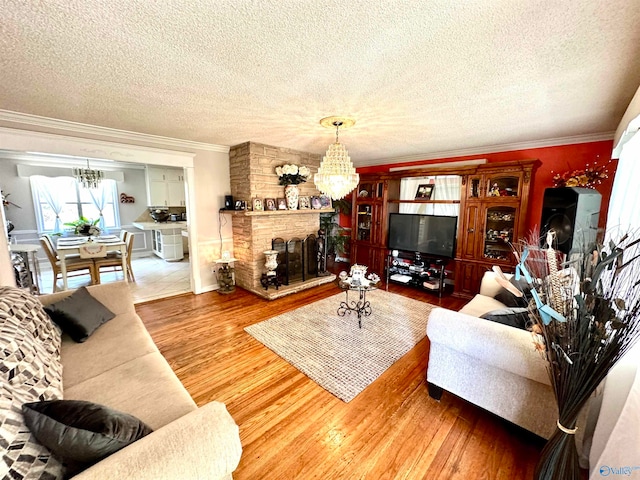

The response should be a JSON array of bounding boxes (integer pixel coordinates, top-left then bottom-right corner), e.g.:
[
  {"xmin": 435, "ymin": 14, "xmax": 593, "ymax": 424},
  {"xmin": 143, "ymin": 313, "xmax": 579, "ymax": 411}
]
[
  {"xmin": 38, "ymin": 281, "xmax": 243, "ymax": 479},
  {"xmin": 426, "ymin": 271, "xmax": 558, "ymax": 439}
]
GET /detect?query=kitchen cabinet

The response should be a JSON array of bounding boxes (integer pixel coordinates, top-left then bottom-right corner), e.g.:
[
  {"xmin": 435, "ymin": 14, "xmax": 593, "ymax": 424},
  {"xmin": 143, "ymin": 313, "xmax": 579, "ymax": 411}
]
[
  {"xmin": 146, "ymin": 166, "xmax": 186, "ymax": 206},
  {"xmin": 133, "ymin": 222, "xmax": 185, "ymax": 261}
]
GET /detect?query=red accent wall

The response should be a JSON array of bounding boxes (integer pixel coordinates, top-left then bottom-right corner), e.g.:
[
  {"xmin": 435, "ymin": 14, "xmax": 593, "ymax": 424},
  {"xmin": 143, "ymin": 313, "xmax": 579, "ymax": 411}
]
[{"xmin": 357, "ymin": 140, "xmax": 617, "ymax": 235}]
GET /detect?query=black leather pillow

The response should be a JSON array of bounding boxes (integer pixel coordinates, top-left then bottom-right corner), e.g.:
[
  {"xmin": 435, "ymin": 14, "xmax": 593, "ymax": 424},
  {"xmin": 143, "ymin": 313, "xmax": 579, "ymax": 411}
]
[
  {"xmin": 22, "ymin": 400, "xmax": 153, "ymax": 468},
  {"xmin": 481, "ymin": 308, "xmax": 530, "ymax": 330},
  {"xmin": 44, "ymin": 287, "xmax": 115, "ymax": 342},
  {"xmin": 494, "ymin": 276, "xmax": 531, "ymax": 308}
]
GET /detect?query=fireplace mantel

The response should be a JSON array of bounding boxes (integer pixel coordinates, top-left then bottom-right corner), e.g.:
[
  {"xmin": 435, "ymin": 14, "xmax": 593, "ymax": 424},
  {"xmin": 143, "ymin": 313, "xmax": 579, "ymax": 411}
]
[{"xmin": 220, "ymin": 208, "xmax": 334, "ymax": 217}]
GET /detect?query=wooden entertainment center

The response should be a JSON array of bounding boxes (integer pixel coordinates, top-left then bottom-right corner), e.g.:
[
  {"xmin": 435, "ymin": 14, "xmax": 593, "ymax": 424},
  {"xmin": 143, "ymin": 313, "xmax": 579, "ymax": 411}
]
[{"xmin": 350, "ymin": 159, "xmax": 538, "ymax": 297}]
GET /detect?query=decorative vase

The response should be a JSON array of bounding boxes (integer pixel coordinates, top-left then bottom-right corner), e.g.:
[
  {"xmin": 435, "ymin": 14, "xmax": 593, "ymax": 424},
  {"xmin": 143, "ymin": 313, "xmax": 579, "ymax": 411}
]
[
  {"xmin": 264, "ymin": 250, "xmax": 279, "ymax": 276},
  {"xmin": 284, "ymin": 184, "xmax": 299, "ymax": 210}
]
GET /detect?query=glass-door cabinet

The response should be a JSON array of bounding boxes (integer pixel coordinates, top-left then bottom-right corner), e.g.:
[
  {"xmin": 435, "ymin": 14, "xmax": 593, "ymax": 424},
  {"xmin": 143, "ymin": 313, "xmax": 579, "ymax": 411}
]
[
  {"xmin": 485, "ymin": 175, "xmax": 520, "ymax": 198},
  {"xmin": 482, "ymin": 206, "xmax": 517, "ymax": 261},
  {"xmin": 357, "ymin": 181, "xmax": 384, "ymax": 200},
  {"xmin": 467, "ymin": 173, "xmax": 522, "ymax": 199},
  {"xmin": 356, "ymin": 204, "xmax": 374, "ymax": 242}
]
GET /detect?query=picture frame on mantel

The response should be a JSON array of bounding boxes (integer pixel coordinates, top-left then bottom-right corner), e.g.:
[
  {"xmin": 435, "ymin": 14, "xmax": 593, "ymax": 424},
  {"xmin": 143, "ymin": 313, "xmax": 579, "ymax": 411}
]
[
  {"xmin": 299, "ymin": 196, "xmax": 310, "ymax": 209},
  {"xmin": 311, "ymin": 196, "xmax": 322, "ymax": 210},
  {"xmin": 277, "ymin": 198, "xmax": 287, "ymax": 210},
  {"xmin": 252, "ymin": 197, "xmax": 264, "ymax": 211},
  {"xmin": 265, "ymin": 198, "xmax": 276, "ymax": 211}
]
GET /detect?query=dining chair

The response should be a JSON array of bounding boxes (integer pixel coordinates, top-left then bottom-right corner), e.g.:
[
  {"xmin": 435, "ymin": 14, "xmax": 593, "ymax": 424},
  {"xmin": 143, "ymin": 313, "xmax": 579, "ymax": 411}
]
[
  {"xmin": 39, "ymin": 237, "xmax": 97, "ymax": 292},
  {"xmin": 93, "ymin": 231, "xmax": 136, "ymax": 283}
]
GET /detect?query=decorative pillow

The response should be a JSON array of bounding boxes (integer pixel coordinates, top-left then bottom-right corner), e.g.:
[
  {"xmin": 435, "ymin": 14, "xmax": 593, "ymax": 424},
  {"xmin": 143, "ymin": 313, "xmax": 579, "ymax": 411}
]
[
  {"xmin": 22, "ymin": 400, "xmax": 153, "ymax": 469},
  {"xmin": 494, "ymin": 276, "xmax": 531, "ymax": 308},
  {"xmin": 44, "ymin": 287, "xmax": 116, "ymax": 343},
  {"xmin": 0, "ymin": 286, "xmax": 65, "ymax": 479},
  {"xmin": 480, "ymin": 307, "xmax": 530, "ymax": 330}
]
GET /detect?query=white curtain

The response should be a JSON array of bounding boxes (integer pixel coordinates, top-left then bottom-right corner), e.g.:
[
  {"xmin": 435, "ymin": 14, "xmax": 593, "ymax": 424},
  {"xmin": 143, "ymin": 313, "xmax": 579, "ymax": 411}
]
[
  {"xmin": 399, "ymin": 175, "xmax": 460, "ymax": 217},
  {"xmin": 30, "ymin": 175, "xmax": 75, "ymax": 233},
  {"xmin": 87, "ymin": 182, "xmax": 109, "ymax": 233},
  {"xmin": 590, "ymin": 113, "xmax": 640, "ymax": 474},
  {"xmin": 605, "ymin": 131, "xmax": 640, "ymax": 237}
]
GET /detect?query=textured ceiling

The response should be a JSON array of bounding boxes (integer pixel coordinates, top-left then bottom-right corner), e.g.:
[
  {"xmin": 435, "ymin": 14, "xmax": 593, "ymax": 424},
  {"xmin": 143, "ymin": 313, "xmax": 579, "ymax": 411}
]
[{"xmin": 1, "ymin": 0, "xmax": 639, "ymax": 165}]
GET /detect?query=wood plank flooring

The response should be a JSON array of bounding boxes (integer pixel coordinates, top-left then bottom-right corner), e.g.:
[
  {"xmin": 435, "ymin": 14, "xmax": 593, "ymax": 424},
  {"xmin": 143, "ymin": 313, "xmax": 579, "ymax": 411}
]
[{"xmin": 136, "ymin": 283, "xmax": 545, "ymax": 479}]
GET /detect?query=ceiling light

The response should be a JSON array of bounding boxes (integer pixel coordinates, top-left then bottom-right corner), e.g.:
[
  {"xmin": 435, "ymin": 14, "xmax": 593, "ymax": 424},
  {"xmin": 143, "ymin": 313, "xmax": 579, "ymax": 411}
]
[
  {"xmin": 314, "ymin": 116, "xmax": 359, "ymax": 200},
  {"xmin": 73, "ymin": 159, "xmax": 104, "ymax": 189}
]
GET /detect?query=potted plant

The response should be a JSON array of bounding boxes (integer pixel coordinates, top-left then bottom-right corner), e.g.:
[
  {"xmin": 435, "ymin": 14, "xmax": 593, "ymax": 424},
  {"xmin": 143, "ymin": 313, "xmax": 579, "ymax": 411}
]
[
  {"xmin": 64, "ymin": 216, "xmax": 101, "ymax": 236},
  {"xmin": 319, "ymin": 198, "xmax": 352, "ymax": 265}
]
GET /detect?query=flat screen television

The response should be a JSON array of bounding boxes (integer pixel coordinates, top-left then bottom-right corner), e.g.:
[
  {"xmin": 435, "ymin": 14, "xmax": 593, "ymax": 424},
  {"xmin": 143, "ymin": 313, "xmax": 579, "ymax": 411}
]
[{"xmin": 387, "ymin": 213, "xmax": 458, "ymax": 258}]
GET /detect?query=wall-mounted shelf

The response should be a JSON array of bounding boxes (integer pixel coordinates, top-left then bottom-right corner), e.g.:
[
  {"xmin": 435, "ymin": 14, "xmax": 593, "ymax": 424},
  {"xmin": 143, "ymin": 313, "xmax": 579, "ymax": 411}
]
[{"xmin": 219, "ymin": 208, "xmax": 334, "ymax": 216}]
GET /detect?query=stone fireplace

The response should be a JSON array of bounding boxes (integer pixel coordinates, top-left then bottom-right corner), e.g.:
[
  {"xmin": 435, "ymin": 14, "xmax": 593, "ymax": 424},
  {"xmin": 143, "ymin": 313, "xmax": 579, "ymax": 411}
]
[{"xmin": 228, "ymin": 142, "xmax": 336, "ymax": 299}]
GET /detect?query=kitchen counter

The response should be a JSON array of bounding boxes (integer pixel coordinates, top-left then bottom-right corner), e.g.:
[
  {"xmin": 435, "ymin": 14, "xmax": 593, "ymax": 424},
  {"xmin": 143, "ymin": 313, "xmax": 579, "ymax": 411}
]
[
  {"xmin": 132, "ymin": 221, "xmax": 187, "ymax": 231},
  {"xmin": 133, "ymin": 222, "xmax": 186, "ymax": 261}
]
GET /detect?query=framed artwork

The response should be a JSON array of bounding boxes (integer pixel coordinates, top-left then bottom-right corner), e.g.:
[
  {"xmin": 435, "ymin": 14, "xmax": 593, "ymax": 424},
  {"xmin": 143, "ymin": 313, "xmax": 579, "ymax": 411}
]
[
  {"xmin": 265, "ymin": 198, "xmax": 276, "ymax": 211},
  {"xmin": 311, "ymin": 196, "xmax": 322, "ymax": 210},
  {"xmin": 415, "ymin": 184, "xmax": 435, "ymax": 199},
  {"xmin": 299, "ymin": 196, "xmax": 310, "ymax": 209},
  {"xmin": 277, "ymin": 198, "xmax": 287, "ymax": 210},
  {"xmin": 252, "ymin": 197, "xmax": 264, "ymax": 211},
  {"xmin": 234, "ymin": 200, "xmax": 245, "ymax": 210},
  {"xmin": 319, "ymin": 195, "xmax": 331, "ymax": 208}
]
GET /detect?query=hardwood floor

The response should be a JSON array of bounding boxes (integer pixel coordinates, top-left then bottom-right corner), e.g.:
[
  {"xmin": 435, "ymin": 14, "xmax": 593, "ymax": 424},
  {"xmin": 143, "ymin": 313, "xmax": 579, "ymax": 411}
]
[{"xmin": 136, "ymin": 283, "xmax": 545, "ymax": 479}]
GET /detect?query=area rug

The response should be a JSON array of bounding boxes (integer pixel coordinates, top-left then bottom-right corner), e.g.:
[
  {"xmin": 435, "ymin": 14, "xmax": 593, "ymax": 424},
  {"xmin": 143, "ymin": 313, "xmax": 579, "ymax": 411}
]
[{"xmin": 244, "ymin": 289, "xmax": 435, "ymax": 402}]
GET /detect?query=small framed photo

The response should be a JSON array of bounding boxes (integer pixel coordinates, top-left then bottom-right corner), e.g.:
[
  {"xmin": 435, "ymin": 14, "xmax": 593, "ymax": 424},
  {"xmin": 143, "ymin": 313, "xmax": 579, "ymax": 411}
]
[
  {"xmin": 234, "ymin": 200, "xmax": 245, "ymax": 210},
  {"xmin": 265, "ymin": 198, "xmax": 276, "ymax": 211},
  {"xmin": 252, "ymin": 197, "xmax": 264, "ymax": 211},
  {"xmin": 299, "ymin": 196, "xmax": 310, "ymax": 209},
  {"xmin": 277, "ymin": 198, "xmax": 287, "ymax": 210},
  {"xmin": 415, "ymin": 184, "xmax": 435, "ymax": 199},
  {"xmin": 319, "ymin": 195, "xmax": 331, "ymax": 208},
  {"xmin": 311, "ymin": 196, "xmax": 322, "ymax": 209}
]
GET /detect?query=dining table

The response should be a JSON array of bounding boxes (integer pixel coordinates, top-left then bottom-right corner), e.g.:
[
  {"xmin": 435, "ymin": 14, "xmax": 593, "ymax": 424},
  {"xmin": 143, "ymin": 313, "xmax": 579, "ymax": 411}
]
[{"xmin": 56, "ymin": 235, "xmax": 127, "ymax": 290}]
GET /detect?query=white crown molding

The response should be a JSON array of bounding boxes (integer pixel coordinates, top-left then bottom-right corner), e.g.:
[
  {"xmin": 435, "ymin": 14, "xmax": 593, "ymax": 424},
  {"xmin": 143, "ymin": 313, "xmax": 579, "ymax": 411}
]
[
  {"xmin": 0, "ymin": 126, "xmax": 196, "ymax": 167},
  {"xmin": 357, "ymin": 132, "xmax": 615, "ymax": 167},
  {"xmin": 0, "ymin": 110, "xmax": 230, "ymax": 153},
  {"xmin": 0, "ymin": 149, "xmax": 147, "ymax": 169}
]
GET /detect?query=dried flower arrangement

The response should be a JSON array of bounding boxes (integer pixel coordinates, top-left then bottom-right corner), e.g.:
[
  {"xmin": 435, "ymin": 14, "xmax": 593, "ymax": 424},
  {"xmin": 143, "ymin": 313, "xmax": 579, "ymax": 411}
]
[
  {"xmin": 498, "ymin": 230, "xmax": 640, "ymax": 479},
  {"xmin": 552, "ymin": 160, "xmax": 609, "ymax": 189}
]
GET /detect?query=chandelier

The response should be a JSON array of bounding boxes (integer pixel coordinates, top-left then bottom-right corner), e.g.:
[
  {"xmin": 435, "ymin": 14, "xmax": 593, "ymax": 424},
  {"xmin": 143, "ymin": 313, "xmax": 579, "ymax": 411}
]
[
  {"xmin": 314, "ymin": 116, "xmax": 359, "ymax": 200},
  {"xmin": 73, "ymin": 159, "xmax": 104, "ymax": 189}
]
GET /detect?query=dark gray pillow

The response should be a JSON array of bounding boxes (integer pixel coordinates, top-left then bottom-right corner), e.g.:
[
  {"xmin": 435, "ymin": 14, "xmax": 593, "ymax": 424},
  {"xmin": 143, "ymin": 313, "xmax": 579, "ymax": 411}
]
[
  {"xmin": 493, "ymin": 276, "xmax": 531, "ymax": 308},
  {"xmin": 22, "ymin": 400, "xmax": 153, "ymax": 469},
  {"xmin": 44, "ymin": 287, "xmax": 115, "ymax": 342},
  {"xmin": 481, "ymin": 307, "xmax": 530, "ymax": 330}
]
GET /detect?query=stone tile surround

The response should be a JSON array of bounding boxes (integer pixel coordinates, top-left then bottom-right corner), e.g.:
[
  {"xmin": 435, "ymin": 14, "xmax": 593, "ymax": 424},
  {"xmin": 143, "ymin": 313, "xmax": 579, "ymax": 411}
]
[{"xmin": 229, "ymin": 142, "xmax": 335, "ymax": 298}]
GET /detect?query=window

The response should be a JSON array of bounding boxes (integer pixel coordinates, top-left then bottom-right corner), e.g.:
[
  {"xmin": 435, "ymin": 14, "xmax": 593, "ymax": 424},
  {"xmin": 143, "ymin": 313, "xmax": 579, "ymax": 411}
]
[{"xmin": 30, "ymin": 176, "xmax": 120, "ymax": 233}]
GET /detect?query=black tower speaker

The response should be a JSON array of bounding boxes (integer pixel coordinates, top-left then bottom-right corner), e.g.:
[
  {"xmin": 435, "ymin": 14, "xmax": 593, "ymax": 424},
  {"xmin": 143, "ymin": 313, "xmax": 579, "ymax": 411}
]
[
  {"xmin": 224, "ymin": 195, "xmax": 234, "ymax": 210},
  {"xmin": 540, "ymin": 187, "xmax": 602, "ymax": 255}
]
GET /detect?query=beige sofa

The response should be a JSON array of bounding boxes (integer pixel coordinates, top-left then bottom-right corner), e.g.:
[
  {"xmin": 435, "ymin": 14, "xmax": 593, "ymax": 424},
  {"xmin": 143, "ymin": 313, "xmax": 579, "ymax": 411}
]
[
  {"xmin": 39, "ymin": 281, "xmax": 243, "ymax": 479},
  {"xmin": 426, "ymin": 271, "xmax": 558, "ymax": 439}
]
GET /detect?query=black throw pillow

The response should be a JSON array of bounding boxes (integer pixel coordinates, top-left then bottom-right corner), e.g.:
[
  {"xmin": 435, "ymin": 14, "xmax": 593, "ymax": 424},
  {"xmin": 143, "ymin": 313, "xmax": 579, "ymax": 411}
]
[
  {"xmin": 481, "ymin": 307, "xmax": 530, "ymax": 330},
  {"xmin": 22, "ymin": 400, "xmax": 153, "ymax": 469},
  {"xmin": 44, "ymin": 287, "xmax": 116, "ymax": 342},
  {"xmin": 494, "ymin": 276, "xmax": 531, "ymax": 308}
]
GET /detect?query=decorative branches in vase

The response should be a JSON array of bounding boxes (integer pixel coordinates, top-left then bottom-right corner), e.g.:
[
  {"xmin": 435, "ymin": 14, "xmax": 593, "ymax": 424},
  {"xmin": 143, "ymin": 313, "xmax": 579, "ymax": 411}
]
[{"xmin": 501, "ymin": 230, "xmax": 640, "ymax": 480}]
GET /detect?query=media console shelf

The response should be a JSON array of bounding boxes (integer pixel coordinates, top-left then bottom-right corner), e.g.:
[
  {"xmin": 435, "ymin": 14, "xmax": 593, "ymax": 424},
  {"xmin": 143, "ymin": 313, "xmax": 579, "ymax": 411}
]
[{"xmin": 385, "ymin": 252, "xmax": 447, "ymax": 297}]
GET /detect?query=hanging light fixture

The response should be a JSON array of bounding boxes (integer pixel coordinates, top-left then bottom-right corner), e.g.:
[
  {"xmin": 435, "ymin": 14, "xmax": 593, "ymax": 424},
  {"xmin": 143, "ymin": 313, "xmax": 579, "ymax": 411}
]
[
  {"xmin": 314, "ymin": 116, "xmax": 359, "ymax": 200},
  {"xmin": 73, "ymin": 159, "xmax": 104, "ymax": 189}
]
